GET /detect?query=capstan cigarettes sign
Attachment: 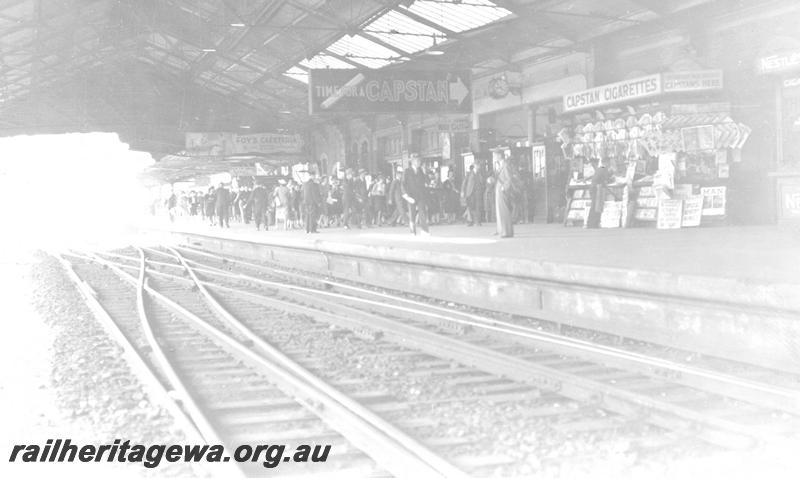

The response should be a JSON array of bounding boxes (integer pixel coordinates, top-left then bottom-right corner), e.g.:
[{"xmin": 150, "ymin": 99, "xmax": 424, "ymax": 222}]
[{"xmin": 562, "ymin": 74, "xmax": 662, "ymax": 113}]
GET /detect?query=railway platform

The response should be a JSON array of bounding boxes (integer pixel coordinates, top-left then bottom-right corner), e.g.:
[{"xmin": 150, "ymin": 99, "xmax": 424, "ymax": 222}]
[{"xmin": 160, "ymin": 221, "xmax": 800, "ymax": 374}]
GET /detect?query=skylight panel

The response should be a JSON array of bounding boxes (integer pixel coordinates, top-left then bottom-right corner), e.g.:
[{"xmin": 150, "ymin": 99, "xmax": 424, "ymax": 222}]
[
  {"xmin": 365, "ymin": 9, "xmax": 444, "ymax": 54},
  {"xmin": 284, "ymin": 66, "xmax": 309, "ymax": 84},
  {"xmin": 325, "ymin": 34, "xmax": 399, "ymax": 69},
  {"xmin": 299, "ymin": 54, "xmax": 355, "ymax": 70},
  {"xmin": 403, "ymin": 0, "xmax": 511, "ymax": 33}
]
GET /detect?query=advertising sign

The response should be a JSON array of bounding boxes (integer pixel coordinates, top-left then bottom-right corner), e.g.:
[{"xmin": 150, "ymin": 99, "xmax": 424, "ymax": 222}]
[
  {"xmin": 662, "ymin": 70, "xmax": 723, "ymax": 92},
  {"xmin": 231, "ymin": 133, "xmax": 304, "ymax": 154},
  {"xmin": 757, "ymin": 50, "xmax": 800, "ymax": 75},
  {"xmin": 779, "ymin": 183, "xmax": 800, "ymax": 218},
  {"xmin": 563, "ymin": 74, "xmax": 661, "ymax": 113},
  {"xmin": 309, "ymin": 69, "xmax": 472, "ymax": 114},
  {"xmin": 185, "ymin": 132, "xmax": 303, "ymax": 156}
]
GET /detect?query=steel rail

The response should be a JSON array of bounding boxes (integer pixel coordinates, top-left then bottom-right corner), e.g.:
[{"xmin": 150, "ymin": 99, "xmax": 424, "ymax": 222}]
[
  {"xmin": 86, "ymin": 250, "xmax": 467, "ymax": 478},
  {"xmin": 93, "ymin": 249, "xmax": 795, "ymax": 447},
  {"xmin": 163, "ymin": 246, "xmax": 800, "ymax": 417},
  {"xmin": 165, "ymin": 246, "xmax": 469, "ymax": 478},
  {"xmin": 56, "ymin": 252, "xmax": 244, "ymax": 478},
  {"xmin": 159, "ymin": 249, "xmax": 772, "ymax": 450}
]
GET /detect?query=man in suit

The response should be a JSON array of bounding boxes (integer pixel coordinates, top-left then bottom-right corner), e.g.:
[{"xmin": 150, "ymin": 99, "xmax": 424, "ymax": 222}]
[
  {"xmin": 214, "ymin": 182, "xmax": 231, "ymax": 228},
  {"xmin": 401, "ymin": 156, "xmax": 429, "ymax": 235},
  {"xmin": 302, "ymin": 174, "xmax": 322, "ymax": 233},
  {"xmin": 342, "ymin": 168, "xmax": 359, "ymax": 229},
  {"xmin": 248, "ymin": 182, "xmax": 269, "ymax": 231},
  {"xmin": 461, "ymin": 164, "xmax": 483, "ymax": 226}
]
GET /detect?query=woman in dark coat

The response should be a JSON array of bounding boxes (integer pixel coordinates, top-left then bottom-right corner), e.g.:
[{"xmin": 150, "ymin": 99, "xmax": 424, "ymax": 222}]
[{"xmin": 442, "ymin": 169, "xmax": 460, "ymax": 223}]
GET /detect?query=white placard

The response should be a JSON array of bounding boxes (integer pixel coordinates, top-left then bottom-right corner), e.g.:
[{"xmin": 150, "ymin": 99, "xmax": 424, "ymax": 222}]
[
  {"xmin": 657, "ymin": 199, "xmax": 684, "ymax": 229},
  {"xmin": 682, "ymin": 196, "xmax": 703, "ymax": 227}
]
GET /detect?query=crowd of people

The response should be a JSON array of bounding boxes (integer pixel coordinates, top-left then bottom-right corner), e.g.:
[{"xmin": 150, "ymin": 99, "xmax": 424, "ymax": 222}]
[{"xmin": 163, "ymin": 156, "xmax": 533, "ymax": 238}]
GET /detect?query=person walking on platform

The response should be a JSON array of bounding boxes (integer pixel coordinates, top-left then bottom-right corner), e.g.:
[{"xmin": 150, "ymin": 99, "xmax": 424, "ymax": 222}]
[
  {"xmin": 302, "ymin": 174, "xmax": 322, "ymax": 233},
  {"xmin": 273, "ymin": 179, "xmax": 290, "ymax": 230},
  {"xmin": 495, "ymin": 157, "xmax": 519, "ymax": 238},
  {"xmin": 386, "ymin": 167, "xmax": 406, "ymax": 227},
  {"xmin": 204, "ymin": 186, "xmax": 216, "ymax": 226},
  {"xmin": 166, "ymin": 191, "xmax": 178, "ymax": 223},
  {"xmin": 368, "ymin": 173, "xmax": 387, "ymax": 226},
  {"xmin": 402, "ymin": 156, "xmax": 429, "ymax": 236},
  {"xmin": 248, "ymin": 182, "xmax": 269, "ymax": 231},
  {"xmin": 215, "ymin": 183, "xmax": 231, "ymax": 228}
]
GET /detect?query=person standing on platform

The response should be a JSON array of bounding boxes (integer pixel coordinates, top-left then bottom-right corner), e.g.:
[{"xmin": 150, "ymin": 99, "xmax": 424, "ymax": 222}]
[
  {"xmin": 461, "ymin": 165, "xmax": 480, "ymax": 226},
  {"xmin": 401, "ymin": 156, "xmax": 429, "ymax": 236},
  {"xmin": 302, "ymin": 174, "xmax": 322, "ymax": 234},
  {"xmin": 355, "ymin": 169, "xmax": 369, "ymax": 227},
  {"xmin": 386, "ymin": 167, "xmax": 405, "ymax": 226},
  {"xmin": 215, "ymin": 182, "xmax": 231, "ymax": 228},
  {"xmin": 238, "ymin": 185, "xmax": 251, "ymax": 224},
  {"xmin": 483, "ymin": 177, "xmax": 495, "ymax": 224},
  {"xmin": 248, "ymin": 182, "xmax": 269, "ymax": 231},
  {"xmin": 586, "ymin": 157, "xmax": 609, "ymax": 229},
  {"xmin": 495, "ymin": 157, "xmax": 518, "ymax": 238},
  {"xmin": 342, "ymin": 169, "xmax": 358, "ymax": 230},
  {"xmin": 442, "ymin": 169, "xmax": 459, "ymax": 224}
]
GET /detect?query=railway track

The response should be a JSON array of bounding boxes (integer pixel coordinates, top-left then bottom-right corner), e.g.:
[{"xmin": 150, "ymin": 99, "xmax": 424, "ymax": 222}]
[{"xmin": 59, "ymin": 245, "xmax": 800, "ymax": 476}]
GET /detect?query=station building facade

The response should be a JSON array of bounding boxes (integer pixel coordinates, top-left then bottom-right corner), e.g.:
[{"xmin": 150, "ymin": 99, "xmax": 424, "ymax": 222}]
[{"xmin": 307, "ymin": 1, "xmax": 800, "ymax": 227}]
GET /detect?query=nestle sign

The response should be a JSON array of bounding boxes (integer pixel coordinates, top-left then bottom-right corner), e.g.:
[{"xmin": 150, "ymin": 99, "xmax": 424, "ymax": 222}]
[{"xmin": 758, "ymin": 51, "xmax": 800, "ymax": 75}]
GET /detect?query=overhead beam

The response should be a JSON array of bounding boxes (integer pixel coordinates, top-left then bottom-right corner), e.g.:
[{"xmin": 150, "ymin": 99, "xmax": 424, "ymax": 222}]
[{"xmin": 392, "ymin": 5, "xmax": 456, "ymax": 38}]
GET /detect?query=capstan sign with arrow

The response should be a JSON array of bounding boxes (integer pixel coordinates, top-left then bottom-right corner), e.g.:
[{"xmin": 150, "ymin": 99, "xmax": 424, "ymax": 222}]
[{"xmin": 309, "ymin": 69, "xmax": 472, "ymax": 114}]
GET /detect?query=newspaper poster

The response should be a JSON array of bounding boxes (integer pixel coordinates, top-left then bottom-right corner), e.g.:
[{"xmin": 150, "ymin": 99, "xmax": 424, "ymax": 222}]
[{"xmin": 701, "ymin": 186, "xmax": 727, "ymax": 216}]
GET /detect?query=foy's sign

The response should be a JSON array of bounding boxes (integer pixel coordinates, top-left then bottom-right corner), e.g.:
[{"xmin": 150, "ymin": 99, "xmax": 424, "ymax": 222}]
[
  {"xmin": 185, "ymin": 132, "xmax": 304, "ymax": 156},
  {"xmin": 309, "ymin": 69, "xmax": 471, "ymax": 114}
]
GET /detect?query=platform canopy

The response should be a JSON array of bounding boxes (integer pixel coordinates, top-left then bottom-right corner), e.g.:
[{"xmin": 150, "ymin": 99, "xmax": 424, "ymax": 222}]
[{"xmin": 0, "ymin": 0, "xmax": 720, "ymax": 155}]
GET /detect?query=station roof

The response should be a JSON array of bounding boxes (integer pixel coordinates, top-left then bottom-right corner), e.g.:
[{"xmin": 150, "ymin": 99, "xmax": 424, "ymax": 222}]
[{"xmin": 0, "ymin": 0, "xmax": 722, "ymax": 161}]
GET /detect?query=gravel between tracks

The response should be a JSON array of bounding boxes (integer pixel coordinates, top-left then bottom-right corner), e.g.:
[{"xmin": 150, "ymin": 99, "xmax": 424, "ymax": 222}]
[{"xmin": 29, "ymin": 252, "xmax": 203, "ymax": 478}]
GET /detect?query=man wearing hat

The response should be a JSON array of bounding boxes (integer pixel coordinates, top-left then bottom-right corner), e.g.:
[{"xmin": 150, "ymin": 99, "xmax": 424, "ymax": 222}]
[
  {"xmin": 356, "ymin": 169, "xmax": 370, "ymax": 226},
  {"xmin": 214, "ymin": 182, "xmax": 231, "ymax": 228},
  {"xmin": 248, "ymin": 181, "xmax": 269, "ymax": 231},
  {"xmin": 401, "ymin": 156, "xmax": 429, "ymax": 235},
  {"xmin": 302, "ymin": 173, "xmax": 322, "ymax": 233},
  {"xmin": 342, "ymin": 168, "xmax": 360, "ymax": 229}
]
